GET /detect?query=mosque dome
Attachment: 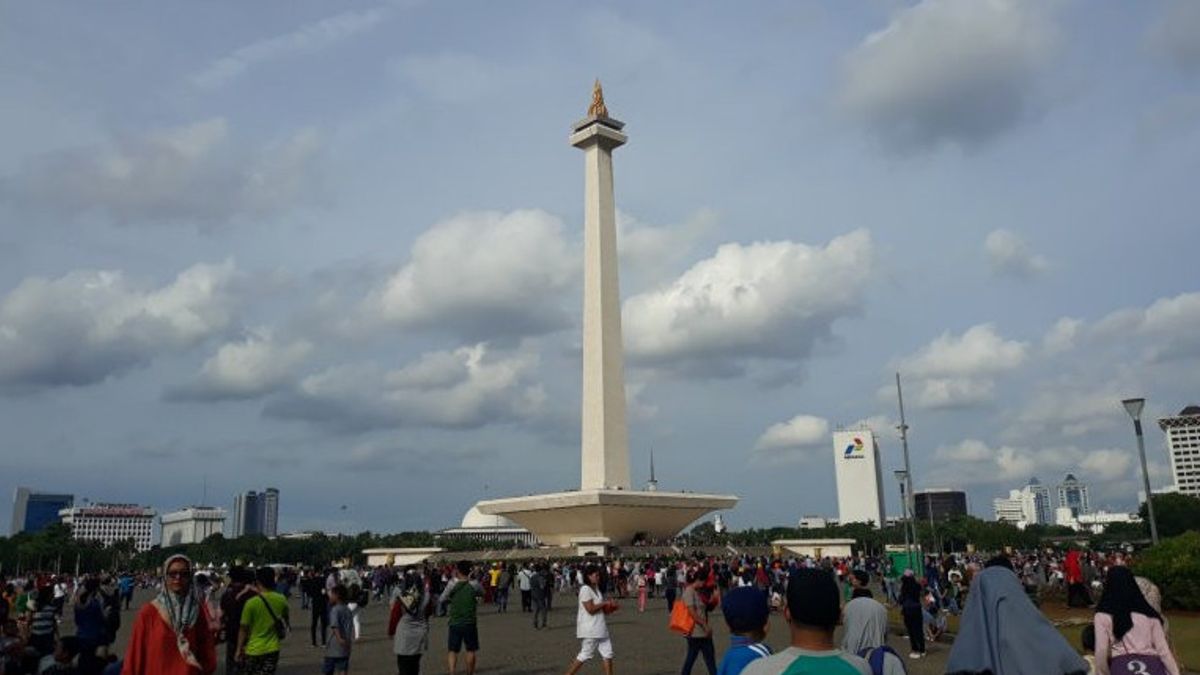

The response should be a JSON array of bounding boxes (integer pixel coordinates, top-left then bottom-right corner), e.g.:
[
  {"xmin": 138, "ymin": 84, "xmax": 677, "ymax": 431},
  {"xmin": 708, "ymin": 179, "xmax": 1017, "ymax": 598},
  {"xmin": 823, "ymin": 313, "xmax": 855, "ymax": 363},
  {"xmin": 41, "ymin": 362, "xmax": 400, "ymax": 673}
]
[{"xmin": 460, "ymin": 506, "xmax": 518, "ymax": 529}]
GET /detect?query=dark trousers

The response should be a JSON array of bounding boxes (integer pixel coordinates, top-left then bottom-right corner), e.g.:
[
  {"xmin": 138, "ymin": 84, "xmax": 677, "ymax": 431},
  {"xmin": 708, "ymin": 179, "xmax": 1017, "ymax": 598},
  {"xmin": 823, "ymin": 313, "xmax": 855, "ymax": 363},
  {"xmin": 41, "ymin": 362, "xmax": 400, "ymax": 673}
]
[
  {"xmin": 396, "ymin": 653, "xmax": 422, "ymax": 675},
  {"xmin": 311, "ymin": 603, "xmax": 329, "ymax": 646},
  {"xmin": 521, "ymin": 589, "xmax": 531, "ymax": 612},
  {"xmin": 681, "ymin": 636, "xmax": 717, "ymax": 674},
  {"xmin": 902, "ymin": 605, "xmax": 926, "ymax": 653},
  {"xmin": 532, "ymin": 596, "xmax": 548, "ymax": 628},
  {"xmin": 226, "ymin": 641, "xmax": 241, "ymax": 674},
  {"xmin": 666, "ymin": 588, "xmax": 677, "ymax": 611}
]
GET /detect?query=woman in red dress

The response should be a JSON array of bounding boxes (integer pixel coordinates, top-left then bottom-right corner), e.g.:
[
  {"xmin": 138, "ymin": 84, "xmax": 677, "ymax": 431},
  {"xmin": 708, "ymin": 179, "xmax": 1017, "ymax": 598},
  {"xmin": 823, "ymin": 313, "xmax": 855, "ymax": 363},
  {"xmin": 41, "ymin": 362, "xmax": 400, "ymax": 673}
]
[{"xmin": 122, "ymin": 554, "xmax": 217, "ymax": 675}]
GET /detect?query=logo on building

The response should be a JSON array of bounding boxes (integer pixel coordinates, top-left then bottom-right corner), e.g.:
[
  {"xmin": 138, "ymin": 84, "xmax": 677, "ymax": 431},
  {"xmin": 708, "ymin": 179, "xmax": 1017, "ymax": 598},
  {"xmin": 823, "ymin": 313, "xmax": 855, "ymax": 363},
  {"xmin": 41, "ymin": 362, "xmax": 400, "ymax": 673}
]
[{"xmin": 844, "ymin": 437, "xmax": 865, "ymax": 459}]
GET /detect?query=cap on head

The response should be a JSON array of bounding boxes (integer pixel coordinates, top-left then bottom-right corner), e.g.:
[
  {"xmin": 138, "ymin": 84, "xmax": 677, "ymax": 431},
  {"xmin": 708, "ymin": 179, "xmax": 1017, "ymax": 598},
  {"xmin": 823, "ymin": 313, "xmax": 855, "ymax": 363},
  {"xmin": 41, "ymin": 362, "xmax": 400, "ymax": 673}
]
[{"xmin": 721, "ymin": 587, "xmax": 770, "ymax": 634}]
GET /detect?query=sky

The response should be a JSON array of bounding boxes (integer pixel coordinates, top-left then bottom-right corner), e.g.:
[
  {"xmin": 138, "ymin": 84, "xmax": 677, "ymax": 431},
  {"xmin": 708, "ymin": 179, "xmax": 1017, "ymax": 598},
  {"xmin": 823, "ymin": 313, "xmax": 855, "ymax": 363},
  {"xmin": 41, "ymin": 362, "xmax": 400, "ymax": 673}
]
[{"xmin": 2, "ymin": 0, "xmax": 1199, "ymax": 535}]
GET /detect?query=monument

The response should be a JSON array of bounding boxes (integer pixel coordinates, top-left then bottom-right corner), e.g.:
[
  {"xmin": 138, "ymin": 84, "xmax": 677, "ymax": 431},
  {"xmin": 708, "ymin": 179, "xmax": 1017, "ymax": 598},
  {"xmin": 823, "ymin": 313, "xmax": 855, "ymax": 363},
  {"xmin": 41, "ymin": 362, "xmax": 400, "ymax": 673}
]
[{"xmin": 475, "ymin": 82, "xmax": 738, "ymax": 549}]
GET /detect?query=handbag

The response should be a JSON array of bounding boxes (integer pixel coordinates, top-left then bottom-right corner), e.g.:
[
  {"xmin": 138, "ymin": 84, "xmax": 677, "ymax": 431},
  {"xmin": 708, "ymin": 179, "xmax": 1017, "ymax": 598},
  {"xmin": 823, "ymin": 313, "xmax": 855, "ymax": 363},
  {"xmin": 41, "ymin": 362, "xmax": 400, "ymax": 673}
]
[
  {"xmin": 1109, "ymin": 654, "xmax": 1169, "ymax": 675},
  {"xmin": 668, "ymin": 597, "xmax": 695, "ymax": 635},
  {"xmin": 256, "ymin": 594, "xmax": 290, "ymax": 640}
]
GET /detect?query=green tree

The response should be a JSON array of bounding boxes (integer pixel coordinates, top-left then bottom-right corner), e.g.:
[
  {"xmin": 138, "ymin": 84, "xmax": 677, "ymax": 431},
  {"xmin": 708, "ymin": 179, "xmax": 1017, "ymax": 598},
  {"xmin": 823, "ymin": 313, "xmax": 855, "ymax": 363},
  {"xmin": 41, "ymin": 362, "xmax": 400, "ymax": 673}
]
[{"xmin": 1139, "ymin": 493, "xmax": 1200, "ymax": 538}]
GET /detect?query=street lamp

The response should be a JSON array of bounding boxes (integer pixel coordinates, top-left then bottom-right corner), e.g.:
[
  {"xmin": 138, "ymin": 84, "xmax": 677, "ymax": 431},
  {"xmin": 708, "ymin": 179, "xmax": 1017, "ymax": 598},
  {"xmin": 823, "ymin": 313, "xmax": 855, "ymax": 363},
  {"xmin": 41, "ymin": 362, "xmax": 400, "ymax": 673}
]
[
  {"xmin": 894, "ymin": 470, "xmax": 913, "ymax": 567},
  {"xmin": 1122, "ymin": 398, "xmax": 1160, "ymax": 545}
]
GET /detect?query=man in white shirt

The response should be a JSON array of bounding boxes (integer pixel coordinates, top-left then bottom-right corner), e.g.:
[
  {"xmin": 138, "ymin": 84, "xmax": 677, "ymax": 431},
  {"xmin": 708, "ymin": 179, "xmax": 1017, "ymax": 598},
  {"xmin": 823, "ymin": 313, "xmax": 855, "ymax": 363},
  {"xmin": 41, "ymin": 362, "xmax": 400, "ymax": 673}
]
[{"xmin": 517, "ymin": 565, "xmax": 534, "ymax": 613}]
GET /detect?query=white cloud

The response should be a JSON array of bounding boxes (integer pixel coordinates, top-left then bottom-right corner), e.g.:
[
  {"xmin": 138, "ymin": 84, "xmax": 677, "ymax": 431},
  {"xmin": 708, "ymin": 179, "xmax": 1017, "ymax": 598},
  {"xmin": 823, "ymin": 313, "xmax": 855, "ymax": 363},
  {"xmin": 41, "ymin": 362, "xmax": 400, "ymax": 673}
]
[
  {"xmin": 928, "ymin": 439, "xmax": 1134, "ymax": 489},
  {"xmin": 617, "ymin": 209, "xmax": 714, "ymax": 292},
  {"xmin": 1146, "ymin": 0, "xmax": 1200, "ymax": 74},
  {"xmin": 1014, "ymin": 380, "xmax": 1132, "ymax": 439},
  {"xmin": 168, "ymin": 330, "xmax": 312, "ymax": 401},
  {"xmin": 3, "ymin": 119, "xmax": 321, "ymax": 226},
  {"xmin": 192, "ymin": 8, "xmax": 389, "ymax": 89},
  {"xmin": 985, "ymin": 229, "xmax": 1049, "ymax": 279},
  {"xmin": 264, "ymin": 343, "xmax": 546, "ymax": 432},
  {"xmin": 897, "ymin": 323, "xmax": 1027, "ymax": 409},
  {"xmin": 900, "ymin": 324, "xmax": 1027, "ymax": 376},
  {"xmin": 1043, "ymin": 317, "xmax": 1082, "ymax": 354},
  {"xmin": 0, "ymin": 262, "xmax": 237, "ymax": 389},
  {"xmin": 623, "ymin": 229, "xmax": 873, "ymax": 374},
  {"xmin": 754, "ymin": 415, "xmax": 830, "ymax": 451},
  {"xmin": 838, "ymin": 0, "xmax": 1056, "ymax": 153},
  {"xmin": 1093, "ymin": 291, "xmax": 1200, "ymax": 362},
  {"xmin": 365, "ymin": 209, "xmax": 578, "ymax": 341}
]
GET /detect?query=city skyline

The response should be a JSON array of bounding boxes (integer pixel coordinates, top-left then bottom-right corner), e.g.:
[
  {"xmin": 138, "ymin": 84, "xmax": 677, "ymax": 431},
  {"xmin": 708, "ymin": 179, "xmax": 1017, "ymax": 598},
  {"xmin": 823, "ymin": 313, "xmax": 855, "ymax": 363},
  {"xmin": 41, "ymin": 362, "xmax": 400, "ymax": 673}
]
[{"xmin": 2, "ymin": 2, "xmax": 1199, "ymax": 534}]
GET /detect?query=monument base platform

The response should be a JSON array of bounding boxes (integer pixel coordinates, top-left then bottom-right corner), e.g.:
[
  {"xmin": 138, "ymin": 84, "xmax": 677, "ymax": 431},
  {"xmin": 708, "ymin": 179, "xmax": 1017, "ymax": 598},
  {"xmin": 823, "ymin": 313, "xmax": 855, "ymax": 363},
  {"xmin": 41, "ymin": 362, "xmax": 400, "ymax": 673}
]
[{"xmin": 474, "ymin": 489, "xmax": 738, "ymax": 547}]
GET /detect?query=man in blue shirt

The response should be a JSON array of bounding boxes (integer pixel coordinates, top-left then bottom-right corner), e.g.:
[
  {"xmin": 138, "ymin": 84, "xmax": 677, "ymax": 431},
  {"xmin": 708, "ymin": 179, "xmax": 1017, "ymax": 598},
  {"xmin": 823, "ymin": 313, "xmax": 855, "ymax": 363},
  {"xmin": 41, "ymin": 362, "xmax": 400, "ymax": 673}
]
[{"xmin": 717, "ymin": 587, "xmax": 772, "ymax": 675}]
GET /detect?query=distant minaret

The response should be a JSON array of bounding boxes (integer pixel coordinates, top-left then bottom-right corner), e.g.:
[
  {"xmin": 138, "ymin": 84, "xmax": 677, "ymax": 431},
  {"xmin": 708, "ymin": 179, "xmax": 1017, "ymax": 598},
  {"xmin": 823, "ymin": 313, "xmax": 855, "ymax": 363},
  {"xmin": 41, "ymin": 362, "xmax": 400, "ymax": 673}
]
[
  {"xmin": 647, "ymin": 448, "xmax": 658, "ymax": 492},
  {"xmin": 571, "ymin": 80, "xmax": 631, "ymax": 491}
]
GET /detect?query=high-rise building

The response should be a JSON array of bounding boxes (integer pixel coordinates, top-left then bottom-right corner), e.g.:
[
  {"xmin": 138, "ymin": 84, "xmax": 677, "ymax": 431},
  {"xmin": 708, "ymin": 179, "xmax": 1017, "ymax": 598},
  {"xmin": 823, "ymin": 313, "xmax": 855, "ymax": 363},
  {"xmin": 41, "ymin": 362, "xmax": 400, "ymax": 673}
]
[
  {"xmin": 913, "ymin": 489, "xmax": 968, "ymax": 521},
  {"xmin": 58, "ymin": 503, "xmax": 156, "ymax": 552},
  {"xmin": 261, "ymin": 488, "xmax": 279, "ymax": 537},
  {"xmin": 1056, "ymin": 474, "xmax": 1091, "ymax": 517},
  {"xmin": 1158, "ymin": 405, "xmax": 1200, "ymax": 498},
  {"xmin": 232, "ymin": 488, "xmax": 279, "ymax": 538},
  {"xmin": 10, "ymin": 487, "xmax": 73, "ymax": 535},
  {"xmin": 833, "ymin": 429, "xmax": 886, "ymax": 528},
  {"xmin": 161, "ymin": 507, "xmax": 226, "ymax": 546},
  {"xmin": 1025, "ymin": 477, "xmax": 1052, "ymax": 524}
]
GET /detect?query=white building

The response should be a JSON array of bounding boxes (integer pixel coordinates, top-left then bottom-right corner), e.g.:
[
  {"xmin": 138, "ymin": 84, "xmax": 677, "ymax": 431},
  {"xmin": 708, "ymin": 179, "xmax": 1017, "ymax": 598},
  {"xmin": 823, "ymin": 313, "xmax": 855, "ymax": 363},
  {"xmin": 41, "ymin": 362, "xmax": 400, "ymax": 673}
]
[
  {"xmin": 798, "ymin": 516, "xmax": 829, "ymax": 530},
  {"xmin": 1055, "ymin": 508, "xmax": 1140, "ymax": 534},
  {"xmin": 1158, "ymin": 405, "xmax": 1200, "ymax": 498},
  {"xmin": 833, "ymin": 429, "xmax": 886, "ymax": 528},
  {"xmin": 994, "ymin": 491, "xmax": 1030, "ymax": 527},
  {"xmin": 993, "ymin": 479, "xmax": 1053, "ymax": 526},
  {"xmin": 59, "ymin": 503, "xmax": 156, "ymax": 552},
  {"xmin": 1056, "ymin": 474, "xmax": 1091, "ymax": 517},
  {"xmin": 161, "ymin": 507, "xmax": 226, "ymax": 546},
  {"xmin": 435, "ymin": 507, "xmax": 539, "ymax": 548}
]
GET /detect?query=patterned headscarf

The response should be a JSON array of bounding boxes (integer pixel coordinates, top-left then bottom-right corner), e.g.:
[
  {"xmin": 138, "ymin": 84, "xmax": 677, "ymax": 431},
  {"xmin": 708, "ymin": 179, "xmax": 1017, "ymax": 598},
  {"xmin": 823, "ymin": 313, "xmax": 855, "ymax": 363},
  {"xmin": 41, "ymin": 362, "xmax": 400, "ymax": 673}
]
[{"xmin": 153, "ymin": 553, "xmax": 202, "ymax": 669}]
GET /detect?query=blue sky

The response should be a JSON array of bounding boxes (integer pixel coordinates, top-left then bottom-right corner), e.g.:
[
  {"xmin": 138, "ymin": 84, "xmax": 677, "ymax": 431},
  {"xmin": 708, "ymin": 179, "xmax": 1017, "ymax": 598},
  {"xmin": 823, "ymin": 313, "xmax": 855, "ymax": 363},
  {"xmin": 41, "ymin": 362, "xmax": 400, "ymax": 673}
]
[{"xmin": 2, "ymin": 0, "xmax": 1199, "ymax": 534}]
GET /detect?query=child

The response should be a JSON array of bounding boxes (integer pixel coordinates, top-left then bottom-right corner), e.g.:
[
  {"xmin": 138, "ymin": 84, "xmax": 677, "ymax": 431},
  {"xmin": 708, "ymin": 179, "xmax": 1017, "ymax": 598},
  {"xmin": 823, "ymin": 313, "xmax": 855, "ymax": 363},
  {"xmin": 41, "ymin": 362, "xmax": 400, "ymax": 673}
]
[
  {"xmin": 716, "ymin": 587, "xmax": 771, "ymax": 675},
  {"xmin": 324, "ymin": 585, "xmax": 354, "ymax": 675},
  {"xmin": 1080, "ymin": 624, "xmax": 1096, "ymax": 675}
]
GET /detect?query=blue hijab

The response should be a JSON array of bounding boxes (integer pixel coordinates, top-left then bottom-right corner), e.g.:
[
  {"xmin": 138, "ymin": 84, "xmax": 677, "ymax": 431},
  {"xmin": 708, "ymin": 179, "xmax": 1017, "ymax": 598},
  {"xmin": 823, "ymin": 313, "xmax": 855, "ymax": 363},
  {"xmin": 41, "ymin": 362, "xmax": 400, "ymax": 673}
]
[{"xmin": 946, "ymin": 567, "xmax": 1088, "ymax": 675}]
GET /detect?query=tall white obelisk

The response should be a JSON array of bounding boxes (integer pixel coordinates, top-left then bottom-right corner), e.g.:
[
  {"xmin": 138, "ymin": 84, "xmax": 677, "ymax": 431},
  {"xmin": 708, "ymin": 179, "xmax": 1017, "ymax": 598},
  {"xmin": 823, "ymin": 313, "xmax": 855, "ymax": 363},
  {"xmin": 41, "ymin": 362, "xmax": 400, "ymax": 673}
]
[
  {"xmin": 473, "ymin": 83, "xmax": 737, "ymax": 548},
  {"xmin": 570, "ymin": 80, "xmax": 631, "ymax": 491}
]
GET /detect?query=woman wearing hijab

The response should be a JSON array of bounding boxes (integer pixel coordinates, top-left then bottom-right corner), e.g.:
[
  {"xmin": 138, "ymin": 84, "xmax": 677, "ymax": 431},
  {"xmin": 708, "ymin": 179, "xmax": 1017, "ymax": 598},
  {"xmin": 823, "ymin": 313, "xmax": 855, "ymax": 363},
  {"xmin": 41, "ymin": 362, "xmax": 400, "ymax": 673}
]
[
  {"xmin": 1093, "ymin": 567, "xmax": 1179, "ymax": 675},
  {"xmin": 841, "ymin": 593, "xmax": 905, "ymax": 674},
  {"xmin": 898, "ymin": 573, "xmax": 925, "ymax": 660},
  {"xmin": 946, "ymin": 566, "xmax": 1089, "ymax": 675},
  {"xmin": 122, "ymin": 554, "xmax": 218, "ymax": 675}
]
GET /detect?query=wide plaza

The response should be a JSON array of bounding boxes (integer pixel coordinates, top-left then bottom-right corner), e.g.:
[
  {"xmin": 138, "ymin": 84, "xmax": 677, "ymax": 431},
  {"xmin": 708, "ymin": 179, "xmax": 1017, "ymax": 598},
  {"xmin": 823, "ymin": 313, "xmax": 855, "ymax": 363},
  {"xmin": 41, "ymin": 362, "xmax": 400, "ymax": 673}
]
[{"xmin": 105, "ymin": 586, "xmax": 956, "ymax": 675}]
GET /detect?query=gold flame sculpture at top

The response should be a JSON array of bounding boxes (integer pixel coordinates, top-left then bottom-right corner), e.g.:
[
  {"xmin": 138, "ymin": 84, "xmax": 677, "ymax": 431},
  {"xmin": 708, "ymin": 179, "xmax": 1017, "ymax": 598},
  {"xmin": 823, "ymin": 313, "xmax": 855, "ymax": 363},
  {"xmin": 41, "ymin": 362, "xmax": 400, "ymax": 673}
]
[{"xmin": 588, "ymin": 79, "xmax": 609, "ymax": 118}]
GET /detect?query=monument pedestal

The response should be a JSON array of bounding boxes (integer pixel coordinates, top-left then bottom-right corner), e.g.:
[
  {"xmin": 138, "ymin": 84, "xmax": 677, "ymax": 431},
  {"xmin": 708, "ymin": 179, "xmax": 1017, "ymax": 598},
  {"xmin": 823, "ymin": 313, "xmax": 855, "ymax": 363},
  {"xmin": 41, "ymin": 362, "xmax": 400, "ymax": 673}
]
[{"xmin": 475, "ymin": 489, "xmax": 737, "ymax": 547}]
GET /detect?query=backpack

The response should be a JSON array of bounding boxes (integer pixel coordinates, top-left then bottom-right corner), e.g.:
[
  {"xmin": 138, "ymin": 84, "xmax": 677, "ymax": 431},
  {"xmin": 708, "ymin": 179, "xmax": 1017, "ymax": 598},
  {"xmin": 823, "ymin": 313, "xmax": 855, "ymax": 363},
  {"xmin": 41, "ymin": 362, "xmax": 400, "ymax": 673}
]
[{"xmin": 857, "ymin": 645, "xmax": 906, "ymax": 675}]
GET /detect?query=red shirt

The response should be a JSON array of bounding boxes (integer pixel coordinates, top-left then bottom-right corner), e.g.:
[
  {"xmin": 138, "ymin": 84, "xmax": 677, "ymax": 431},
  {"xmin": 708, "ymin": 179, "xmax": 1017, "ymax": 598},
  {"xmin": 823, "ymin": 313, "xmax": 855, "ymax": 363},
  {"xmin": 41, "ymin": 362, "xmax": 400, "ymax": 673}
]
[{"xmin": 122, "ymin": 601, "xmax": 217, "ymax": 675}]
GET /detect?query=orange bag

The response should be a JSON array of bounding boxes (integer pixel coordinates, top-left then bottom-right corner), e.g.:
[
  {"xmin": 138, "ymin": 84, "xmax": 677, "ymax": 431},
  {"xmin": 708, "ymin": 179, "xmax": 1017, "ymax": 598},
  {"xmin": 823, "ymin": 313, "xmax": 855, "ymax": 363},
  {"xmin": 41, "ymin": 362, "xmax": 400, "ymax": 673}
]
[{"xmin": 668, "ymin": 598, "xmax": 695, "ymax": 635}]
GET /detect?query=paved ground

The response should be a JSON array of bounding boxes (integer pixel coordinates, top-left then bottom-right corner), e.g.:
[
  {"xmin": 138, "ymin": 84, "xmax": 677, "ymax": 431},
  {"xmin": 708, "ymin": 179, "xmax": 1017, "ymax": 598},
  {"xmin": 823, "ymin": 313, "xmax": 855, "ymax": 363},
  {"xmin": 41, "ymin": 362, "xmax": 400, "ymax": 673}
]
[{"xmin": 106, "ymin": 590, "xmax": 954, "ymax": 674}]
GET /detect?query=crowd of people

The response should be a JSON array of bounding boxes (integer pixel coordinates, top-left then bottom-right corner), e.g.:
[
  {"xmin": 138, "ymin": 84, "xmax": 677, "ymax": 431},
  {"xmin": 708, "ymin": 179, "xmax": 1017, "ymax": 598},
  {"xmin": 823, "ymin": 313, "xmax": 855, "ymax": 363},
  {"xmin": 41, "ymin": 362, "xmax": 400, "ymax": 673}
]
[{"xmin": 0, "ymin": 546, "xmax": 1185, "ymax": 675}]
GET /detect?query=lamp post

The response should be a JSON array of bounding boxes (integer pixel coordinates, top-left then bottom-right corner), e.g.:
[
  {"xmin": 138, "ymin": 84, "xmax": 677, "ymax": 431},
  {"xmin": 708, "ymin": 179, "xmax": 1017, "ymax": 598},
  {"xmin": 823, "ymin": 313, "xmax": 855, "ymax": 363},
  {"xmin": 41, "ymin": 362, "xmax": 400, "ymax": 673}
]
[
  {"xmin": 895, "ymin": 470, "xmax": 913, "ymax": 567},
  {"xmin": 895, "ymin": 374, "xmax": 920, "ymax": 555},
  {"xmin": 1122, "ymin": 398, "xmax": 1160, "ymax": 545}
]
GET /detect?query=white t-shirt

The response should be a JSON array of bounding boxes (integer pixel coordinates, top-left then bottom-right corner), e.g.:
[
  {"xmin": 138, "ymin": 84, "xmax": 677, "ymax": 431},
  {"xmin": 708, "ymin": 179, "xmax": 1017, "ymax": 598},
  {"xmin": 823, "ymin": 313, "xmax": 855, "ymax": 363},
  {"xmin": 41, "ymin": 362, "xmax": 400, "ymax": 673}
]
[{"xmin": 576, "ymin": 586, "xmax": 608, "ymax": 639}]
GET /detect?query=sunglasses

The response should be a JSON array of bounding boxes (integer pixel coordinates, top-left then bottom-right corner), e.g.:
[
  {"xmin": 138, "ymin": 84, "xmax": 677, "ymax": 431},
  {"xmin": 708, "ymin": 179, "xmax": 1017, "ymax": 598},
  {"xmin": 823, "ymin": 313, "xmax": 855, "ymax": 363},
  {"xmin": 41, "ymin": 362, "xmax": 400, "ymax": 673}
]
[{"xmin": 166, "ymin": 570, "xmax": 191, "ymax": 579}]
